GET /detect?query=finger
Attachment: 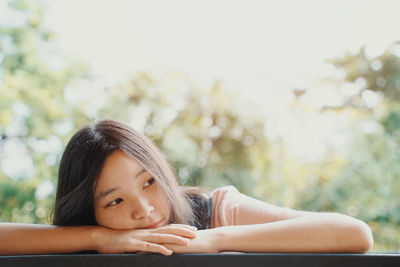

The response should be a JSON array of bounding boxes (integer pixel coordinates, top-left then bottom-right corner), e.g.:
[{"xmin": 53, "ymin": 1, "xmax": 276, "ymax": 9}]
[
  {"xmin": 161, "ymin": 224, "xmax": 197, "ymax": 232},
  {"xmin": 169, "ymin": 224, "xmax": 198, "ymax": 231},
  {"xmin": 143, "ymin": 233, "xmax": 190, "ymax": 245},
  {"xmin": 136, "ymin": 241, "xmax": 173, "ymax": 256},
  {"xmin": 163, "ymin": 244, "xmax": 190, "ymax": 254},
  {"xmin": 155, "ymin": 228, "xmax": 196, "ymax": 238},
  {"xmin": 154, "ymin": 226, "xmax": 197, "ymax": 238}
]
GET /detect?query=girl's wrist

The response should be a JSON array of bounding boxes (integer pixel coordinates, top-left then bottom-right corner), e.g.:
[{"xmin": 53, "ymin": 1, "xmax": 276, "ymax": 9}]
[
  {"xmin": 90, "ymin": 226, "xmax": 108, "ymax": 252},
  {"xmin": 210, "ymin": 226, "xmax": 229, "ymax": 253},
  {"xmin": 212, "ymin": 225, "xmax": 248, "ymax": 252}
]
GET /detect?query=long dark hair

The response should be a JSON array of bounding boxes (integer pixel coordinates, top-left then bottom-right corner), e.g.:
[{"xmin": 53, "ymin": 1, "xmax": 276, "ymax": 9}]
[{"xmin": 53, "ymin": 119, "xmax": 210, "ymax": 227}]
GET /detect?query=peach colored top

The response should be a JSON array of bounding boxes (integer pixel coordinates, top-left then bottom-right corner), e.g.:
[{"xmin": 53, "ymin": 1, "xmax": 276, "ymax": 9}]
[{"xmin": 210, "ymin": 186, "xmax": 298, "ymax": 228}]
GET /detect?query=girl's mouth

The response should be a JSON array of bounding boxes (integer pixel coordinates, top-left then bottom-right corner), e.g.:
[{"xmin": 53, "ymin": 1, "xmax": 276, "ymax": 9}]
[{"xmin": 145, "ymin": 219, "xmax": 164, "ymax": 229}]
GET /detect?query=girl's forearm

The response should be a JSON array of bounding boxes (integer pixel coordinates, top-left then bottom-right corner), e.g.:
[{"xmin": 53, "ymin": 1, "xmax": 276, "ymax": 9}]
[
  {"xmin": 213, "ymin": 213, "xmax": 373, "ymax": 253},
  {"xmin": 0, "ymin": 223, "xmax": 99, "ymax": 255}
]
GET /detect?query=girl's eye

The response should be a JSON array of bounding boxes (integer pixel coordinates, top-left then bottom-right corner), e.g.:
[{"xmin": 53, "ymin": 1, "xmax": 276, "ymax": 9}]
[
  {"xmin": 143, "ymin": 177, "xmax": 155, "ymax": 188},
  {"xmin": 108, "ymin": 198, "xmax": 123, "ymax": 207}
]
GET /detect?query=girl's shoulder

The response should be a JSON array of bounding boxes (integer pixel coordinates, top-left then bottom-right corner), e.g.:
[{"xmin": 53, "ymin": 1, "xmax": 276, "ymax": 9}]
[
  {"xmin": 211, "ymin": 185, "xmax": 239, "ymax": 194},
  {"xmin": 211, "ymin": 185, "xmax": 243, "ymax": 204},
  {"xmin": 210, "ymin": 186, "xmax": 303, "ymax": 227},
  {"xmin": 185, "ymin": 185, "xmax": 242, "ymax": 229}
]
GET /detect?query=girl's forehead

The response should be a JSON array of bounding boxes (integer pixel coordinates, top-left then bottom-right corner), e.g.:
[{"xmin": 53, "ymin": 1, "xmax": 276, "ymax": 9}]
[
  {"xmin": 99, "ymin": 150, "xmax": 146, "ymax": 182},
  {"xmin": 105, "ymin": 150, "xmax": 142, "ymax": 169}
]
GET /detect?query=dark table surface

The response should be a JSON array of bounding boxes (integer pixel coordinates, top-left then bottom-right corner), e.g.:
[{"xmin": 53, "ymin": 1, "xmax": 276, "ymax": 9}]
[{"xmin": 1, "ymin": 253, "xmax": 399, "ymax": 267}]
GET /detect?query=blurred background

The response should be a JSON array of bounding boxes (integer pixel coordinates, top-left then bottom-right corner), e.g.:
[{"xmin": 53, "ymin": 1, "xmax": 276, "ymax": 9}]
[{"xmin": 1, "ymin": 0, "xmax": 400, "ymax": 251}]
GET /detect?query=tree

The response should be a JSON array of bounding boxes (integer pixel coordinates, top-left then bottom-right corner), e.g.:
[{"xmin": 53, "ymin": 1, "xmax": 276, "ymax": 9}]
[
  {"xmin": 0, "ymin": 0, "xmax": 272, "ymax": 224},
  {"xmin": 99, "ymin": 71, "xmax": 271, "ymax": 195},
  {"xmin": 0, "ymin": 0, "xmax": 90, "ymax": 223},
  {"xmin": 296, "ymin": 43, "xmax": 400, "ymax": 250}
]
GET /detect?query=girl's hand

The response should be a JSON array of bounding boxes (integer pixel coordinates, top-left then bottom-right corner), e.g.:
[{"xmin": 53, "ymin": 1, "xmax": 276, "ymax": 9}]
[
  {"xmin": 164, "ymin": 228, "xmax": 220, "ymax": 254},
  {"xmin": 94, "ymin": 224, "xmax": 197, "ymax": 255}
]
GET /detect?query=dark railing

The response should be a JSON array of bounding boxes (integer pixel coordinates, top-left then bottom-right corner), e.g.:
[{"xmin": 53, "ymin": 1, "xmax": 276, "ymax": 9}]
[{"xmin": 1, "ymin": 253, "xmax": 399, "ymax": 267}]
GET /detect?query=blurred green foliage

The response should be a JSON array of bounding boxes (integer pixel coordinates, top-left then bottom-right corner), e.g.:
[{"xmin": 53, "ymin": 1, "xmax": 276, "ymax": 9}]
[
  {"xmin": 100, "ymin": 74, "xmax": 270, "ymax": 193},
  {"xmin": 0, "ymin": 0, "xmax": 399, "ymax": 251},
  {"xmin": 0, "ymin": 0, "xmax": 91, "ymax": 223},
  {"xmin": 294, "ymin": 45, "xmax": 400, "ymax": 251}
]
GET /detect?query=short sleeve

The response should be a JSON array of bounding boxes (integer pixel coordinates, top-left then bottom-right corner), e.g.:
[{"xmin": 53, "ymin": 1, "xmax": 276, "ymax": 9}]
[{"xmin": 210, "ymin": 186, "xmax": 299, "ymax": 228}]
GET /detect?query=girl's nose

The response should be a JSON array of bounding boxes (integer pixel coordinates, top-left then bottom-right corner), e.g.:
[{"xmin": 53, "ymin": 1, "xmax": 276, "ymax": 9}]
[{"xmin": 132, "ymin": 199, "xmax": 154, "ymax": 220}]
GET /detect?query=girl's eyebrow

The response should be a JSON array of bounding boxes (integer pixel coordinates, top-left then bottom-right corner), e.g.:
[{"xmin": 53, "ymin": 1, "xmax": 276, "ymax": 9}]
[
  {"xmin": 95, "ymin": 187, "xmax": 119, "ymax": 202},
  {"xmin": 135, "ymin": 168, "xmax": 146, "ymax": 178},
  {"xmin": 95, "ymin": 168, "xmax": 146, "ymax": 202}
]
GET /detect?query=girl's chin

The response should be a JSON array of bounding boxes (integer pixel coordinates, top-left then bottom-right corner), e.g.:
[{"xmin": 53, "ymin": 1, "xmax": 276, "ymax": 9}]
[{"xmin": 97, "ymin": 216, "xmax": 170, "ymax": 230}]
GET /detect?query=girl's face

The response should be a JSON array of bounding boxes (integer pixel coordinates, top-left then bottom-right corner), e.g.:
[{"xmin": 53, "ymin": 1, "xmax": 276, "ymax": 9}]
[{"xmin": 93, "ymin": 150, "xmax": 171, "ymax": 229}]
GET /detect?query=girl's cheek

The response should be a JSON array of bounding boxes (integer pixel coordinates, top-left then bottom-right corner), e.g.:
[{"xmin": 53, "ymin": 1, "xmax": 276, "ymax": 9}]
[
  {"xmin": 110, "ymin": 210, "xmax": 134, "ymax": 229},
  {"xmin": 96, "ymin": 209, "xmax": 117, "ymax": 227},
  {"xmin": 99, "ymin": 215, "xmax": 121, "ymax": 229}
]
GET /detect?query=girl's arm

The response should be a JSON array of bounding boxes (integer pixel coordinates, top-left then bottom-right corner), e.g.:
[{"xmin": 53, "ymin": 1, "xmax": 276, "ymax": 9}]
[
  {"xmin": 166, "ymin": 212, "xmax": 372, "ymax": 253},
  {"xmin": 0, "ymin": 223, "xmax": 98, "ymax": 255},
  {"xmin": 165, "ymin": 186, "xmax": 373, "ymax": 253},
  {"xmin": 214, "ymin": 212, "xmax": 372, "ymax": 253},
  {"xmin": 0, "ymin": 223, "xmax": 196, "ymax": 255}
]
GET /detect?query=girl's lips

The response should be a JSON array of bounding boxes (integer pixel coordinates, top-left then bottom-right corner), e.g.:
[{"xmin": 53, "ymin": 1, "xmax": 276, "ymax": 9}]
[{"xmin": 145, "ymin": 219, "xmax": 164, "ymax": 229}]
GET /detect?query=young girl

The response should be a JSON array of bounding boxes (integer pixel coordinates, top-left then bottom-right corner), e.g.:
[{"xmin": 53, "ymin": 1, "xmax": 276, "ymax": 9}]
[{"xmin": 1, "ymin": 120, "xmax": 373, "ymax": 255}]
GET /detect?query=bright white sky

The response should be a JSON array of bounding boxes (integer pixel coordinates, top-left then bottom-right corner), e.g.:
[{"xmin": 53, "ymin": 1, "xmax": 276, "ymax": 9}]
[
  {"xmin": 40, "ymin": 0, "xmax": 400, "ymax": 160},
  {"xmin": 43, "ymin": 0, "xmax": 400, "ymax": 89}
]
